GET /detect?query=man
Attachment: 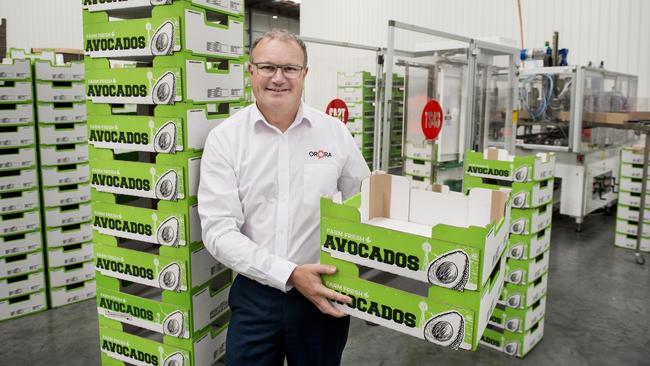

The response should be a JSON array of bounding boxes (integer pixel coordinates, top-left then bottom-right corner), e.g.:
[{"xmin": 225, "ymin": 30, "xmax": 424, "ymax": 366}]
[{"xmin": 198, "ymin": 29, "xmax": 370, "ymax": 365}]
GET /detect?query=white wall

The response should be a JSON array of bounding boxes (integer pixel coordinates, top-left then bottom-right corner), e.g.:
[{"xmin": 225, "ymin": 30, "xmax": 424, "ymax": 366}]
[{"xmin": 300, "ymin": 0, "xmax": 650, "ymax": 111}]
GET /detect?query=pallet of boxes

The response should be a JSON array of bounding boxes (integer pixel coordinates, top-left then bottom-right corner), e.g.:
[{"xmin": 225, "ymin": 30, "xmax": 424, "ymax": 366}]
[
  {"xmin": 82, "ymin": 0, "xmax": 246, "ymax": 364},
  {"xmin": 464, "ymin": 148, "xmax": 554, "ymax": 358},
  {"xmin": 615, "ymin": 145, "xmax": 649, "ymax": 252},
  {"xmin": 320, "ymin": 171, "xmax": 511, "ymax": 351},
  {"xmin": 0, "ymin": 54, "xmax": 45, "ymax": 320}
]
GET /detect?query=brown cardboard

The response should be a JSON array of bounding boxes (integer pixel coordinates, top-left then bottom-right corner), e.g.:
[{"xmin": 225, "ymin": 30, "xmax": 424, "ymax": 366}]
[
  {"xmin": 490, "ymin": 190, "xmax": 508, "ymax": 224},
  {"xmin": 487, "ymin": 147, "xmax": 499, "ymax": 160},
  {"xmin": 584, "ymin": 112, "xmax": 628, "ymax": 124},
  {"xmin": 431, "ymin": 184, "xmax": 444, "ymax": 193},
  {"xmin": 555, "ymin": 110, "xmax": 571, "ymax": 122},
  {"xmin": 369, "ymin": 173, "xmax": 392, "ymax": 219},
  {"xmin": 628, "ymin": 111, "xmax": 650, "ymax": 121}
]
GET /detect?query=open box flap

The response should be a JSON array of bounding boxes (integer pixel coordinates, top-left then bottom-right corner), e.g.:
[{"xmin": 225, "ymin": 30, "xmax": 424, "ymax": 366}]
[{"xmin": 360, "ymin": 172, "xmax": 410, "ymax": 222}]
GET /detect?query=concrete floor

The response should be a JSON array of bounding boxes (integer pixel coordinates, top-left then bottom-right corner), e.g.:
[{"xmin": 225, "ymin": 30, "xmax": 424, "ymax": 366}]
[{"xmin": 1, "ymin": 211, "xmax": 648, "ymax": 365}]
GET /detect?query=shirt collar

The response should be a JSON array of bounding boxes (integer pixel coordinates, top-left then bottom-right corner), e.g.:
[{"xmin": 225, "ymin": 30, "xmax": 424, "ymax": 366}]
[{"xmin": 253, "ymin": 102, "xmax": 313, "ymax": 133}]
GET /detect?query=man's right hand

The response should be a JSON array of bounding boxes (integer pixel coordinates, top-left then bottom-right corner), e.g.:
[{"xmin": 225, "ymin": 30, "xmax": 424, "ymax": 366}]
[{"xmin": 288, "ymin": 264, "xmax": 352, "ymax": 318}]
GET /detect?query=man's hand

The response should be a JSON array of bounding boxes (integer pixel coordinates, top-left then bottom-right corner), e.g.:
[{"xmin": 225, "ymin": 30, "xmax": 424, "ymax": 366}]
[{"xmin": 288, "ymin": 264, "xmax": 352, "ymax": 318}]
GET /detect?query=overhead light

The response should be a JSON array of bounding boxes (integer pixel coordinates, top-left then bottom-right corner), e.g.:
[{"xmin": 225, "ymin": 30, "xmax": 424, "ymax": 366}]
[{"xmin": 272, "ymin": 15, "xmax": 278, "ymax": 19}]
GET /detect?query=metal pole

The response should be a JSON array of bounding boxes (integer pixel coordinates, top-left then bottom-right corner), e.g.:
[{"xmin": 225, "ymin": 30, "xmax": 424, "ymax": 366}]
[
  {"xmin": 382, "ymin": 21, "xmax": 396, "ymax": 171},
  {"xmin": 464, "ymin": 41, "xmax": 478, "ymax": 154},
  {"xmin": 373, "ymin": 50, "xmax": 384, "ymax": 171},
  {"xmin": 505, "ymin": 55, "xmax": 516, "ymax": 154},
  {"xmin": 634, "ymin": 133, "xmax": 649, "ymax": 265}
]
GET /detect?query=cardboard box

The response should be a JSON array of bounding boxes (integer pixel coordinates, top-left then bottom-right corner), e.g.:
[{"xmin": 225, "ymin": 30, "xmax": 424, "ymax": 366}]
[
  {"xmin": 584, "ymin": 112, "xmax": 628, "ymax": 124},
  {"xmin": 345, "ymin": 117, "xmax": 374, "ymax": 134},
  {"xmin": 405, "ymin": 174, "xmax": 432, "ymax": 191},
  {"xmin": 46, "ymin": 241, "xmax": 94, "ymax": 267},
  {"xmin": 465, "ymin": 176, "xmax": 554, "ymax": 209},
  {"xmin": 0, "ymin": 250, "xmax": 43, "ymax": 278},
  {"xmin": 0, "ymin": 168, "xmax": 38, "ymax": 193},
  {"xmin": 505, "ymin": 250, "xmax": 549, "ymax": 286},
  {"xmin": 500, "ymin": 274, "xmax": 548, "ymax": 309},
  {"xmin": 40, "ymin": 163, "xmax": 90, "ymax": 188},
  {"xmin": 83, "ymin": 0, "xmax": 245, "ymax": 19},
  {"xmin": 627, "ymin": 111, "xmax": 650, "ymax": 121},
  {"xmin": 0, "ymin": 147, "xmax": 37, "ymax": 171},
  {"xmin": 0, "ymin": 209, "xmax": 40, "ymax": 235},
  {"xmin": 43, "ymin": 202, "xmax": 92, "ymax": 228},
  {"xmin": 614, "ymin": 232, "xmax": 650, "ymax": 252},
  {"xmin": 0, "ymin": 270, "xmax": 45, "ymax": 299},
  {"xmin": 85, "ymin": 55, "xmax": 244, "ymax": 105},
  {"xmin": 405, "ymin": 141, "xmax": 436, "ymax": 161},
  {"xmin": 6, "ymin": 48, "xmax": 55, "ymax": 63},
  {"xmin": 617, "ymin": 190, "xmax": 650, "ymax": 208},
  {"xmin": 90, "ymin": 147, "xmax": 200, "ymax": 201},
  {"xmin": 337, "ymin": 86, "xmax": 376, "ymax": 104},
  {"xmin": 321, "ymin": 173, "xmax": 510, "ymax": 291},
  {"xmin": 45, "ymin": 222, "xmax": 93, "ymax": 248},
  {"xmin": 0, "ymin": 125, "xmax": 35, "ymax": 148},
  {"xmin": 96, "ymin": 267, "xmax": 231, "ymax": 338},
  {"xmin": 620, "ymin": 146, "xmax": 645, "ymax": 164},
  {"xmin": 83, "ymin": 3, "xmax": 244, "ymax": 59},
  {"xmin": 35, "ymin": 81, "xmax": 85, "ymax": 103},
  {"xmin": 34, "ymin": 60, "xmax": 84, "ymax": 81},
  {"xmin": 0, "ymin": 290, "xmax": 46, "ymax": 321},
  {"xmin": 465, "ymin": 148, "xmax": 555, "ymax": 183},
  {"xmin": 404, "ymin": 158, "xmax": 435, "ymax": 177},
  {"xmin": 42, "ymin": 182, "xmax": 91, "ymax": 208},
  {"xmin": 48, "ymin": 260, "xmax": 95, "ymax": 287},
  {"xmin": 509, "ymin": 203, "xmax": 552, "ymax": 235},
  {"xmin": 620, "ymin": 162, "xmax": 649, "ymax": 180},
  {"xmin": 0, "ymin": 59, "xmax": 31, "ymax": 81},
  {"xmin": 0, "ymin": 103, "xmax": 34, "ymax": 126},
  {"xmin": 49, "ymin": 279, "xmax": 96, "ymax": 308},
  {"xmin": 36, "ymin": 102, "xmax": 87, "ymax": 124},
  {"xmin": 480, "ymin": 318, "xmax": 544, "ymax": 357},
  {"xmin": 616, "ymin": 218, "xmax": 650, "ymax": 237},
  {"xmin": 0, "ymin": 188, "xmax": 39, "ymax": 214},
  {"xmin": 507, "ymin": 226, "xmax": 551, "ymax": 260},
  {"xmin": 616, "ymin": 204, "xmax": 650, "ymax": 223},
  {"xmin": 38, "ymin": 123, "xmax": 87, "ymax": 145},
  {"xmin": 0, "ymin": 230, "xmax": 42, "ymax": 258},
  {"xmin": 337, "ymin": 71, "xmax": 375, "ymax": 88},
  {"xmin": 87, "ymin": 102, "xmax": 243, "ymax": 153},
  {"xmin": 489, "ymin": 296, "xmax": 546, "ymax": 333},
  {"xmin": 619, "ymin": 176, "xmax": 647, "ymax": 195},
  {"xmin": 39, "ymin": 143, "xmax": 89, "ymax": 166},
  {"xmin": 344, "ymin": 101, "xmax": 374, "ymax": 120}
]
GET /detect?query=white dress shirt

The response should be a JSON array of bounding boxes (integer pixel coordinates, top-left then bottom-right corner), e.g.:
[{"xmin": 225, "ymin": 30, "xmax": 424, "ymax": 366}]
[{"xmin": 198, "ymin": 102, "xmax": 370, "ymax": 292}]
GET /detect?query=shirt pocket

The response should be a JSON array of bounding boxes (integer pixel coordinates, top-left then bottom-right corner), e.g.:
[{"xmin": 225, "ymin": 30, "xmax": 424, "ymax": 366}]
[{"xmin": 303, "ymin": 163, "xmax": 338, "ymax": 207}]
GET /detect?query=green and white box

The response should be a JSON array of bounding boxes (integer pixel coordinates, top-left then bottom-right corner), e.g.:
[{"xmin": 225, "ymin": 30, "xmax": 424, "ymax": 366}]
[
  {"xmin": 96, "ymin": 267, "xmax": 231, "ymax": 338},
  {"xmin": 0, "ymin": 189, "xmax": 39, "ymax": 214},
  {"xmin": 617, "ymin": 190, "xmax": 649, "ymax": 207},
  {"xmin": 617, "ymin": 204, "xmax": 650, "ymax": 223},
  {"xmin": 45, "ymin": 222, "xmax": 93, "ymax": 247},
  {"xmin": 465, "ymin": 176, "xmax": 553, "ymax": 209},
  {"xmin": 337, "ymin": 71, "xmax": 374, "ymax": 88},
  {"xmin": 42, "ymin": 182, "xmax": 91, "ymax": 207},
  {"xmin": 500, "ymin": 273, "xmax": 547, "ymax": 309},
  {"xmin": 0, "ymin": 250, "xmax": 43, "ymax": 278},
  {"xmin": 85, "ymin": 55, "xmax": 244, "ymax": 105},
  {"xmin": 509, "ymin": 203, "xmax": 552, "ymax": 235},
  {"xmin": 0, "ymin": 125, "xmax": 35, "ymax": 148},
  {"xmin": 321, "ymin": 173, "xmax": 510, "ymax": 292},
  {"xmin": 0, "ymin": 209, "xmax": 40, "ymax": 235},
  {"xmin": 346, "ymin": 102, "xmax": 373, "ymax": 120},
  {"xmin": 0, "ymin": 59, "xmax": 31, "ymax": 81},
  {"xmin": 405, "ymin": 141, "xmax": 436, "ymax": 161},
  {"xmin": 39, "ymin": 123, "xmax": 88, "ymax": 145},
  {"xmin": 337, "ymin": 87, "xmax": 375, "ymax": 104},
  {"xmin": 405, "ymin": 175, "xmax": 433, "ymax": 191},
  {"xmin": 87, "ymin": 102, "xmax": 242, "ymax": 153},
  {"xmin": 48, "ymin": 260, "xmax": 95, "ymax": 287},
  {"xmin": 83, "ymin": 2, "xmax": 244, "ymax": 59},
  {"xmin": 465, "ymin": 148, "xmax": 555, "ymax": 183},
  {"xmin": 405, "ymin": 158, "xmax": 433, "ymax": 177},
  {"xmin": 0, "ymin": 104, "xmax": 34, "ymax": 126},
  {"xmin": 49, "ymin": 279, "xmax": 96, "ymax": 308},
  {"xmin": 44, "ymin": 202, "xmax": 92, "ymax": 228},
  {"xmin": 616, "ymin": 219, "xmax": 650, "ymax": 237},
  {"xmin": 346, "ymin": 117, "xmax": 374, "ymax": 134},
  {"xmin": 83, "ymin": 0, "xmax": 245, "ymax": 20},
  {"xmin": 35, "ymin": 81, "xmax": 85, "ymax": 103},
  {"xmin": 0, "ymin": 147, "xmax": 37, "ymax": 171},
  {"xmin": 505, "ymin": 250, "xmax": 549, "ymax": 286},
  {"xmin": 621, "ymin": 145, "xmax": 644, "ymax": 164},
  {"xmin": 37, "ymin": 102, "xmax": 87, "ymax": 124},
  {"xmin": 0, "ymin": 290, "xmax": 46, "ymax": 321},
  {"xmin": 0, "ymin": 81, "xmax": 32, "ymax": 103},
  {"xmin": 34, "ymin": 60, "xmax": 84, "ymax": 81},
  {"xmin": 506, "ymin": 226, "xmax": 551, "ymax": 260},
  {"xmin": 614, "ymin": 232, "xmax": 650, "ymax": 252},
  {"xmin": 0, "ymin": 168, "xmax": 38, "ymax": 193},
  {"xmin": 46, "ymin": 241, "xmax": 94, "ymax": 267},
  {"xmin": 0, "ymin": 230, "xmax": 42, "ymax": 257},
  {"xmin": 619, "ymin": 176, "xmax": 646, "ymax": 194},
  {"xmin": 480, "ymin": 318, "xmax": 544, "ymax": 358},
  {"xmin": 39, "ymin": 143, "xmax": 89, "ymax": 166},
  {"xmin": 0, "ymin": 271, "xmax": 45, "ymax": 299},
  {"xmin": 7, "ymin": 48, "xmax": 55, "ymax": 63},
  {"xmin": 90, "ymin": 147, "xmax": 200, "ymax": 201},
  {"xmin": 41, "ymin": 163, "xmax": 90, "ymax": 188},
  {"xmin": 620, "ymin": 162, "xmax": 648, "ymax": 180},
  {"xmin": 489, "ymin": 296, "xmax": 546, "ymax": 333}
]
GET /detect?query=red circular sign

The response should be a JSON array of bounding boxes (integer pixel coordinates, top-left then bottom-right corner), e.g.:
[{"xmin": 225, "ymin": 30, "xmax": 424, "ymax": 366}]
[
  {"xmin": 326, "ymin": 99, "xmax": 349, "ymax": 124},
  {"xmin": 421, "ymin": 100, "xmax": 444, "ymax": 140}
]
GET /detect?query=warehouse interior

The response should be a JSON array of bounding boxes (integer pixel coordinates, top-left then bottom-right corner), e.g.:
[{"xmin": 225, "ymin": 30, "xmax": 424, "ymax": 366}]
[{"xmin": 0, "ymin": 0, "xmax": 648, "ymax": 365}]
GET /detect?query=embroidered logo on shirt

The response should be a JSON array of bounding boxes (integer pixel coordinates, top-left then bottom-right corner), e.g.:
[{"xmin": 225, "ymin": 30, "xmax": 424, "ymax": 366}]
[{"xmin": 309, "ymin": 149, "xmax": 333, "ymax": 159}]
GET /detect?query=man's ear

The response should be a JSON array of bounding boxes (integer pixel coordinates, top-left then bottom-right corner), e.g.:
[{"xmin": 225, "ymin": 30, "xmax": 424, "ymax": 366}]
[
  {"xmin": 247, "ymin": 62, "xmax": 254, "ymax": 74},
  {"xmin": 303, "ymin": 66, "xmax": 309, "ymax": 78}
]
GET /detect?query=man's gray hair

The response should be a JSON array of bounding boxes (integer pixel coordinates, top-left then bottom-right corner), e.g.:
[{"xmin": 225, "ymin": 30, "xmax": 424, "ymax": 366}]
[{"xmin": 250, "ymin": 29, "xmax": 308, "ymax": 66}]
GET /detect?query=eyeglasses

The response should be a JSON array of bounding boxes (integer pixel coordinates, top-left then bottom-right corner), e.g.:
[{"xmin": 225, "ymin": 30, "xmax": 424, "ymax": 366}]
[{"xmin": 251, "ymin": 62, "xmax": 305, "ymax": 79}]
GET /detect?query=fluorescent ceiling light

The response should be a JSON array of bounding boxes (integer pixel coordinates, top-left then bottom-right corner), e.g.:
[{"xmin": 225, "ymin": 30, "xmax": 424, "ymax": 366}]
[{"xmin": 272, "ymin": 15, "xmax": 278, "ymax": 19}]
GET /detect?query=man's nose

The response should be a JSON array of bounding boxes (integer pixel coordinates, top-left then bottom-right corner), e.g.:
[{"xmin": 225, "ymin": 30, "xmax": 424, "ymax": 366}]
[{"xmin": 270, "ymin": 67, "xmax": 287, "ymax": 83}]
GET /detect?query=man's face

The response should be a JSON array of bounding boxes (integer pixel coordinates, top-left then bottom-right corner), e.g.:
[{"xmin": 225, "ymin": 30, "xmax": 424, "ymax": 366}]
[{"xmin": 249, "ymin": 38, "xmax": 307, "ymax": 113}]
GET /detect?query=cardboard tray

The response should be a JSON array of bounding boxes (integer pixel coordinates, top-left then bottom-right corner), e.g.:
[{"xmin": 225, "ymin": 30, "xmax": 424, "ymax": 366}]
[
  {"xmin": 0, "ymin": 230, "xmax": 41, "ymax": 258},
  {"xmin": 0, "ymin": 59, "xmax": 31, "ymax": 81},
  {"xmin": 45, "ymin": 222, "xmax": 93, "ymax": 248},
  {"xmin": 0, "ymin": 125, "xmax": 35, "ymax": 148},
  {"xmin": 0, "ymin": 81, "xmax": 32, "ymax": 104},
  {"xmin": 0, "ymin": 209, "xmax": 40, "ymax": 236},
  {"xmin": 504, "ymin": 250, "xmax": 550, "ymax": 286},
  {"xmin": 34, "ymin": 60, "xmax": 84, "ymax": 82},
  {"xmin": 506, "ymin": 226, "xmax": 551, "ymax": 261},
  {"xmin": 0, "ymin": 147, "xmax": 37, "ymax": 171},
  {"xmin": 488, "ymin": 296, "xmax": 546, "ymax": 333},
  {"xmin": 614, "ymin": 232, "xmax": 650, "ymax": 252},
  {"xmin": 48, "ymin": 278, "xmax": 96, "ymax": 308},
  {"xmin": 499, "ymin": 274, "xmax": 548, "ymax": 310},
  {"xmin": 36, "ymin": 102, "xmax": 86, "ymax": 124},
  {"xmin": 40, "ymin": 162, "xmax": 90, "ymax": 188},
  {"xmin": 48, "ymin": 260, "xmax": 95, "ymax": 288},
  {"xmin": 39, "ymin": 143, "xmax": 89, "ymax": 166},
  {"xmin": 0, "ymin": 290, "xmax": 46, "ymax": 322},
  {"xmin": 0, "ymin": 250, "xmax": 43, "ymax": 279},
  {"xmin": 39, "ymin": 123, "xmax": 88, "ymax": 145},
  {"xmin": 35, "ymin": 81, "xmax": 85, "ymax": 103},
  {"xmin": 509, "ymin": 203, "xmax": 552, "ymax": 235},
  {"xmin": 83, "ymin": 0, "xmax": 244, "ymax": 20},
  {"xmin": 0, "ymin": 189, "xmax": 39, "ymax": 215},
  {"xmin": 480, "ymin": 317, "xmax": 544, "ymax": 358},
  {"xmin": 0, "ymin": 168, "xmax": 38, "ymax": 193},
  {"xmin": 42, "ymin": 182, "xmax": 91, "ymax": 208},
  {"xmin": 0, "ymin": 270, "xmax": 45, "ymax": 300},
  {"xmin": 465, "ymin": 176, "xmax": 554, "ymax": 209},
  {"xmin": 465, "ymin": 148, "xmax": 555, "ymax": 183},
  {"xmin": 0, "ymin": 103, "xmax": 34, "ymax": 126}
]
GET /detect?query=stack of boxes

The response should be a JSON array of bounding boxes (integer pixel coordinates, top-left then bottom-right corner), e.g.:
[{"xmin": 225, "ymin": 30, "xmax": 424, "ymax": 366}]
[
  {"xmin": 337, "ymin": 71, "xmax": 404, "ymax": 170},
  {"xmin": 0, "ymin": 57, "xmax": 46, "ymax": 320},
  {"xmin": 82, "ymin": 0, "xmax": 245, "ymax": 364},
  {"xmin": 465, "ymin": 148, "xmax": 554, "ymax": 358},
  {"xmin": 320, "ymin": 172, "xmax": 511, "ymax": 351},
  {"xmin": 615, "ymin": 145, "xmax": 650, "ymax": 251}
]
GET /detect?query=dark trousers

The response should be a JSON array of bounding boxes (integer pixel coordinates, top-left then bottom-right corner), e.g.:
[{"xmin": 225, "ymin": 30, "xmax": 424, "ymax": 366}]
[{"xmin": 226, "ymin": 274, "xmax": 350, "ymax": 366}]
